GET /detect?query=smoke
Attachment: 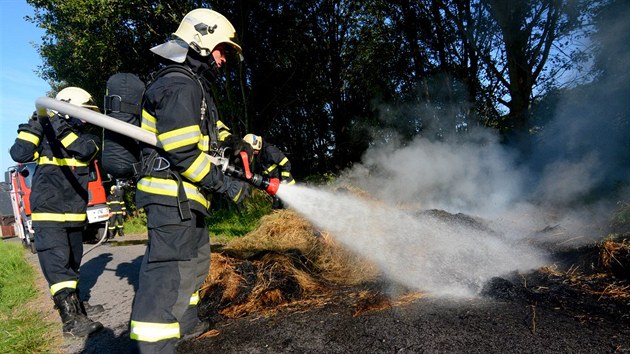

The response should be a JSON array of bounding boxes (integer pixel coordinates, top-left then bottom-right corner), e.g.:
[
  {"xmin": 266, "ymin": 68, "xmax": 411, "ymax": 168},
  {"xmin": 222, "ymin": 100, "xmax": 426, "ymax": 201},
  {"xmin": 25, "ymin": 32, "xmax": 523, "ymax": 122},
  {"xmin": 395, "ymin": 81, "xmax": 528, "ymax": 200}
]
[
  {"xmin": 277, "ymin": 120, "xmax": 616, "ymax": 297},
  {"xmin": 278, "ymin": 183, "xmax": 546, "ymax": 297}
]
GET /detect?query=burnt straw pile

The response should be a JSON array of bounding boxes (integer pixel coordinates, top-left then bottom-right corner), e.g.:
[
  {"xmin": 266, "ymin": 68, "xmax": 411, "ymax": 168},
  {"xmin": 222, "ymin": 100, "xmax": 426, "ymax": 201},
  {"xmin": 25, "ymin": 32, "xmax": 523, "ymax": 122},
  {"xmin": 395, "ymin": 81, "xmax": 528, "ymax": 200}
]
[
  {"xmin": 482, "ymin": 232, "xmax": 630, "ymax": 325},
  {"xmin": 197, "ymin": 209, "xmax": 424, "ymax": 324},
  {"xmin": 196, "ymin": 206, "xmax": 630, "ymax": 331}
]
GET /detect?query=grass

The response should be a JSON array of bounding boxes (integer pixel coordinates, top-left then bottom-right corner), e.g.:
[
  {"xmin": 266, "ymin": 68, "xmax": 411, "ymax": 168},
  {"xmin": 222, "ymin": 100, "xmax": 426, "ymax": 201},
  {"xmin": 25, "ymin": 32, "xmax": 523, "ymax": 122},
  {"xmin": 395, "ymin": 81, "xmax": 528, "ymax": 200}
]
[
  {"xmin": 207, "ymin": 189, "xmax": 273, "ymax": 242},
  {"xmin": 0, "ymin": 240, "xmax": 56, "ymax": 353}
]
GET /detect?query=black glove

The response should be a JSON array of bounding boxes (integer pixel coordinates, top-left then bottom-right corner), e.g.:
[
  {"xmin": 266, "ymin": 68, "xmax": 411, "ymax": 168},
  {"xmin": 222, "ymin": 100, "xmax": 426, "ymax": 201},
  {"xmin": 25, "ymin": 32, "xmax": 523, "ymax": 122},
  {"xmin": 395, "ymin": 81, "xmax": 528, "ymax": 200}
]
[
  {"xmin": 18, "ymin": 116, "xmax": 43, "ymax": 138},
  {"xmin": 224, "ymin": 176, "xmax": 250, "ymax": 204},
  {"xmin": 50, "ymin": 115, "xmax": 74, "ymax": 137},
  {"xmin": 222, "ymin": 135, "xmax": 254, "ymax": 167}
]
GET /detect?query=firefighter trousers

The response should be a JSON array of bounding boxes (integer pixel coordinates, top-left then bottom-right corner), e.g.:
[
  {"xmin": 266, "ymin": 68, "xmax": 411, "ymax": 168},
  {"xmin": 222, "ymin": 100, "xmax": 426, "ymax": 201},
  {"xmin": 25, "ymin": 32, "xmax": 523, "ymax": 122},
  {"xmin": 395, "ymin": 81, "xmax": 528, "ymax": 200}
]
[
  {"xmin": 130, "ymin": 205, "xmax": 210, "ymax": 354},
  {"xmin": 108, "ymin": 213, "xmax": 124, "ymax": 236},
  {"xmin": 33, "ymin": 226, "xmax": 84, "ymax": 295}
]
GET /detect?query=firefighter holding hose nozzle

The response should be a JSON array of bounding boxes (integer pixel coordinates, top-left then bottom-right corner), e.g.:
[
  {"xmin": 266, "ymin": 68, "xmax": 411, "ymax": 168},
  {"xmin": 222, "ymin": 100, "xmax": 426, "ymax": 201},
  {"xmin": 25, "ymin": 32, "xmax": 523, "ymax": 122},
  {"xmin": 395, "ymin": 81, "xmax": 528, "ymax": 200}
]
[
  {"xmin": 10, "ymin": 87, "xmax": 104, "ymax": 337},
  {"xmin": 129, "ymin": 8, "xmax": 254, "ymax": 353},
  {"xmin": 243, "ymin": 134, "xmax": 294, "ymax": 209}
]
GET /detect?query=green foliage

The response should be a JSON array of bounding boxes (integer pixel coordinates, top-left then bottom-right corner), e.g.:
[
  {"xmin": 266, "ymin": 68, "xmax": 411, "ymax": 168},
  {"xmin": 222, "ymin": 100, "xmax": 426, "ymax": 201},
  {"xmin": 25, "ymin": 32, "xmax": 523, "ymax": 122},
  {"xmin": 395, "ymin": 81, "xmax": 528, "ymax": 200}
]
[
  {"xmin": 0, "ymin": 242, "xmax": 55, "ymax": 353},
  {"xmin": 207, "ymin": 189, "xmax": 272, "ymax": 240},
  {"xmin": 302, "ymin": 172, "xmax": 338, "ymax": 186},
  {"xmin": 124, "ymin": 209, "xmax": 148, "ymax": 235}
]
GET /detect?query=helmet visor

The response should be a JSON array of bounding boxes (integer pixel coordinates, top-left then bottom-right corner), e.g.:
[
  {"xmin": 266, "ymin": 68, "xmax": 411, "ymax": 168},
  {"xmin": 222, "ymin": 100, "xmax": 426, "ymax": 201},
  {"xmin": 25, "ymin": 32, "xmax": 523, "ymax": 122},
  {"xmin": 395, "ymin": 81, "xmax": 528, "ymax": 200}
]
[{"xmin": 150, "ymin": 38, "xmax": 189, "ymax": 63}]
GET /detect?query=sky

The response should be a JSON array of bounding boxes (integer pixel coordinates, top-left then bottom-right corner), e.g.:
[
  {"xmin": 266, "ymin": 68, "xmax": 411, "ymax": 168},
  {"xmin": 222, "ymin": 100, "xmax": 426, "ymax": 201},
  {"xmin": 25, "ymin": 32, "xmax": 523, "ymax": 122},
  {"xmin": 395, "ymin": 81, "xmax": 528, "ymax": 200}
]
[{"xmin": 0, "ymin": 1, "xmax": 50, "ymax": 175}]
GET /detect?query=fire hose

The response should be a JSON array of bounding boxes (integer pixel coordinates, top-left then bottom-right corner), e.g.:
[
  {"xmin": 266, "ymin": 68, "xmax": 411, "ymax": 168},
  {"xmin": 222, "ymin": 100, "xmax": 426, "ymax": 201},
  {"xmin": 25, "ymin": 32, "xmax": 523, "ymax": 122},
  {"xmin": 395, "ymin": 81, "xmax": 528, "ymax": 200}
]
[{"xmin": 34, "ymin": 97, "xmax": 280, "ymax": 196}]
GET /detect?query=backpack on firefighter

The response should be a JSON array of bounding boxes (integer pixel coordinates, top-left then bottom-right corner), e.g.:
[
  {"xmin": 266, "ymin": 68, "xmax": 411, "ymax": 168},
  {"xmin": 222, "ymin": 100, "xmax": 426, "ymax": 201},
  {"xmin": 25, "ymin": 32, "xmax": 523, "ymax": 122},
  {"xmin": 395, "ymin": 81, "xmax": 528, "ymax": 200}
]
[{"xmin": 102, "ymin": 73, "xmax": 146, "ymax": 180}]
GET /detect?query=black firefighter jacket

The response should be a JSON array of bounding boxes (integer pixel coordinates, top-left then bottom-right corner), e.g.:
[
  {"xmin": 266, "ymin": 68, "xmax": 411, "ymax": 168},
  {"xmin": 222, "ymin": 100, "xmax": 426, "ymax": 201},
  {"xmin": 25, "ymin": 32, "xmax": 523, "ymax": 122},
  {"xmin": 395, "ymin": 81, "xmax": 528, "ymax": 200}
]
[
  {"xmin": 137, "ymin": 65, "xmax": 233, "ymax": 216},
  {"xmin": 10, "ymin": 115, "xmax": 100, "ymax": 228}
]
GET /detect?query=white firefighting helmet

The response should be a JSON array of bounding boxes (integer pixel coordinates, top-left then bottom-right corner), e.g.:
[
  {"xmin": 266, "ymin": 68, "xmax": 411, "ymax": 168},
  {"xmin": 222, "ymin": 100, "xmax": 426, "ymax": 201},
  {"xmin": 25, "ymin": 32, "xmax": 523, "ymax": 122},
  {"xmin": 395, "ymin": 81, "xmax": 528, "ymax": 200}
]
[
  {"xmin": 55, "ymin": 87, "xmax": 99, "ymax": 111},
  {"xmin": 150, "ymin": 9, "xmax": 242, "ymax": 63},
  {"xmin": 243, "ymin": 134, "xmax": 262, "ymax": 151}
]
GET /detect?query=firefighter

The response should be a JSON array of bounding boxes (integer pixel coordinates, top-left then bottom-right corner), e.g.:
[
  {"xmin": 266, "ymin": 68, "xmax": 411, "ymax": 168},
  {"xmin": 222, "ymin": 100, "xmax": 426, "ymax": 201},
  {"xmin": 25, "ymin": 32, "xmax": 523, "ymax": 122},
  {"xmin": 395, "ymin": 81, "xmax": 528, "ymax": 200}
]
[
  {"xmin": 243, "ymin": 134, "xmax": 295, "ymax": 209},
  {"xmin": 130, "ymin": 8, "xmax": 251, "ymax": 353},
  {"xmin": 106, "ymin": 186, "xmax": 126, "ymax": 238},
  {"xmin": 9, "ymin": 87, "xmax": 104, "ymax": 337}
]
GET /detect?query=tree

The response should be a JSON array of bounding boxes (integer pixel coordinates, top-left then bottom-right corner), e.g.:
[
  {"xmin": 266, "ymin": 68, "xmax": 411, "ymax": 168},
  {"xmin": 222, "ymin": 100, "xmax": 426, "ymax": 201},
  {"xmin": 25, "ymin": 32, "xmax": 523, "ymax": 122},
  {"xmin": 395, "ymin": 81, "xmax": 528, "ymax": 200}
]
[
  {"xmin": 440, "ymin": 0, "xmax": 596, "ymax": 139},
  {"xmin": 28, "ymin": 0, "xmax": 196, "ymax": 98}
]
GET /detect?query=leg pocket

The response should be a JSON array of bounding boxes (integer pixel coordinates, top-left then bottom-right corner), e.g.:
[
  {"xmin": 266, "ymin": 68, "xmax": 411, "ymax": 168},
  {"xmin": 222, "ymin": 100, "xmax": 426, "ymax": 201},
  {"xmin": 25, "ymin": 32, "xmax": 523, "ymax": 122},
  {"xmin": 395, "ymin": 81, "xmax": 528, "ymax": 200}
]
[{"xmin": 147, "ymin": 223, "xmax": 195, "ymax": 262}]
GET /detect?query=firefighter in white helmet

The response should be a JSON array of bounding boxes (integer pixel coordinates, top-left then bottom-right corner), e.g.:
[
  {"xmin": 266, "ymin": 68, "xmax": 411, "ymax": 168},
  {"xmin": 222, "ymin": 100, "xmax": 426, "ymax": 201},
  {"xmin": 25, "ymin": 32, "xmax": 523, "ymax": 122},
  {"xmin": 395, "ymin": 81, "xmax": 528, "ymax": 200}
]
[
  {"xmin": 130, "ymin": 9, "xmax": 251, "ymax": 352},
  {"xmin": 10, "ymin": 87, "xmax": 104, "ymax": 337},
  {"xmin": 243, "ymin": 134, "xmax": 295, "ymax": 209}
]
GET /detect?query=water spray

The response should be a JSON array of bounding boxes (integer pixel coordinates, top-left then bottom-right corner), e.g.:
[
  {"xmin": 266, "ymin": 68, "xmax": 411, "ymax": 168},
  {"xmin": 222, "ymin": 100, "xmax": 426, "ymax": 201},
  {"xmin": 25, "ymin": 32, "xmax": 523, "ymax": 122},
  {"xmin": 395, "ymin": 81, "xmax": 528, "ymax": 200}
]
[{"xmin": 34, "ymin": 97, "xmax": 279, "ymax": 195}]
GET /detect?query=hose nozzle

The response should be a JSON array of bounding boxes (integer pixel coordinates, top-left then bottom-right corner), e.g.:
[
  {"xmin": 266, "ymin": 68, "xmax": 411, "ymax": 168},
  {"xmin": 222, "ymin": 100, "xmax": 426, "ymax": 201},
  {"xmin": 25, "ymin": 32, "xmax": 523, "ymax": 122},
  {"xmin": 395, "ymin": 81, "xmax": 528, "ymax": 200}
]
[{"xmin": 251, "ymin": 175, "xmax": 280, "ymax": 196}]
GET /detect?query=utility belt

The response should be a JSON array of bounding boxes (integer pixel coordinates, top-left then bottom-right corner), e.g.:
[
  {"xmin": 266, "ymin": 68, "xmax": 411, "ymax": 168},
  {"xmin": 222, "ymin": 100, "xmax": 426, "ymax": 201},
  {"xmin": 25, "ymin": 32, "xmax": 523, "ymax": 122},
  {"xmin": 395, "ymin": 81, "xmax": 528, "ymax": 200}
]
[{"xmin": 139, "ymin": 150, "xmax": 192, "ymax": 221}]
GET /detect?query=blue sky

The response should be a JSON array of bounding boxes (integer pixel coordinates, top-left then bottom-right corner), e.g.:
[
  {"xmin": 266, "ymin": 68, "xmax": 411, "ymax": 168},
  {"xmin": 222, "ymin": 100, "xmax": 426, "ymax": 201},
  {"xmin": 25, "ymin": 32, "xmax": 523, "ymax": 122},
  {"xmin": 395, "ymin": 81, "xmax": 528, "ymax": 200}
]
[{"xmin": 0, "ymin": 1, "xmax": 50, "ymax": 174}]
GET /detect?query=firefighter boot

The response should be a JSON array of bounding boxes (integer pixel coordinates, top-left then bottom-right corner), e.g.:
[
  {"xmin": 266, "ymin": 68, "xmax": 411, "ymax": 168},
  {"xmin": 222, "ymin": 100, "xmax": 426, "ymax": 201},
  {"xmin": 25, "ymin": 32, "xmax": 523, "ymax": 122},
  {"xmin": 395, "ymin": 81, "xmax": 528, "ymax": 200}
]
[
  {"xmin": 53, "ymin": 291, "xmax": 103, "ymax": 337},
  {"xmin": 76, "ymin": 289, "xmax": 105, "ymax": 317},
  {"xmin": 81, "ymin": 301, "xmax": 105, "ymax": 316},
  {"xmin": 175, "ymin": 320, "xmax": 212, "ymax": 349}
]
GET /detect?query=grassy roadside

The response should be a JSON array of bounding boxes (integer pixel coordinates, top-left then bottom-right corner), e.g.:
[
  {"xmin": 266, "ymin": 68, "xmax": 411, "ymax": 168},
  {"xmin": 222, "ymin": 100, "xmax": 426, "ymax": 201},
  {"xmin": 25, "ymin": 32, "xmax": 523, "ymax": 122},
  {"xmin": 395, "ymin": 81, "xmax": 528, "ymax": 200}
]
[{"xmin": 0, "ymin": 240, "xmax": 57, "ymax": 353}]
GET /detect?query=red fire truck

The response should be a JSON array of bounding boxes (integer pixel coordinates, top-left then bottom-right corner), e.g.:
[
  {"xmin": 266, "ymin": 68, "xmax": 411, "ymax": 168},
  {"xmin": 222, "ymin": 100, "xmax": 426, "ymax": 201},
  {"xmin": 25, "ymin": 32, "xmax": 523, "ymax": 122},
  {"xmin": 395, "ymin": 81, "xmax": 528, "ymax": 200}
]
[{"xmin": 4, "ymin": 160, "xmax": 110, "ymax": 253}]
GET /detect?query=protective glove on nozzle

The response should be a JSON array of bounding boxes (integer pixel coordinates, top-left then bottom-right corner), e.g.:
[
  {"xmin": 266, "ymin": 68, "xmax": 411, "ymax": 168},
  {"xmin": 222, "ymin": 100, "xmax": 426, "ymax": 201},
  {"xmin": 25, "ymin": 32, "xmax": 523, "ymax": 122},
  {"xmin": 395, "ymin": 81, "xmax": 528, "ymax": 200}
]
[
  {"xmin": 222, "ymin": 135, "xmax": 254, "ymax": 166},
  {"xmin": 50, "ymin": 114, "xmax": 74, "ymax": 138},
  {"xmin": 224, "ymin": 176, "xmax": 250, "ymax": 204}
]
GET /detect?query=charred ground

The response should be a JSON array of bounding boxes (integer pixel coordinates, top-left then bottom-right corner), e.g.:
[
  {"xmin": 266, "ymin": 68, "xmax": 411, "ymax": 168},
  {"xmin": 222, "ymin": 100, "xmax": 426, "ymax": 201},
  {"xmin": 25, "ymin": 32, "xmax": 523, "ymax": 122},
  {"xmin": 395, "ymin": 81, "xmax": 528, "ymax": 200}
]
[{"xmin": 176, "ymin": 209, "xmax": 630, "ymax": 353}]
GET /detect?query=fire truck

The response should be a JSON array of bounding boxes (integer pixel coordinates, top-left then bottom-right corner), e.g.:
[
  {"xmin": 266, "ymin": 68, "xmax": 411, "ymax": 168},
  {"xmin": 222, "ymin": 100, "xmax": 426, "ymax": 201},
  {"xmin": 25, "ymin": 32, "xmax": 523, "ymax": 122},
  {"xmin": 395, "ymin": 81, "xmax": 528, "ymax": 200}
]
[{"xmin": 4, "ymin": 160, "xmax": 110, "ymax": 253}]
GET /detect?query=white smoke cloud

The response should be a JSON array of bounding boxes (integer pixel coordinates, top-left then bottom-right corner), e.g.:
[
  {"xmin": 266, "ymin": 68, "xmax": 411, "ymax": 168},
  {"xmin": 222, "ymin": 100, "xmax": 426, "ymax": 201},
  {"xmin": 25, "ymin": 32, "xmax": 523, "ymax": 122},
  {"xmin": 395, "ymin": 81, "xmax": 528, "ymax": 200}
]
[{"xmin": 278, "ymin": 184, "xmax": 547, "ymax": 297}]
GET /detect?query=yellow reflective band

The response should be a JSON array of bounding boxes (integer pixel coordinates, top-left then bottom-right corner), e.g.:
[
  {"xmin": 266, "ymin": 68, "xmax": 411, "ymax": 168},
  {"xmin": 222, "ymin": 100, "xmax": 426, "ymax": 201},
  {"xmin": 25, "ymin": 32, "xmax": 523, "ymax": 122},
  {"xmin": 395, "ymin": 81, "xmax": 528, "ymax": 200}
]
[
  {"xmin": 141, "ymin": 110, "xmax": 157, "ymax": 133},
  {"xmin": 287, "ymin": 179, "xmax": 296, "ymax": 185},
  {"xmin": 197, "ymin": 135, "xmax": 210, "ymax": 152},
  {"xmin": 158, "ymin": 126, "xmax": 201, "ymax": 151},
  {"xmin": 34, "ymin": 151, "xmax": 39, "ymax": 160},
  {"xmin": 232, "ymin": 188, "xmax": 242, "ymax": 202},
  {"xmin": 37, "ymin": 156, "xmax": 89, "ymax": 167},
  {"xmin": 50, "ymin": 280, "xmax": 78, "ymax": 295},
  {"xmin": 182, "ymin": 153, "xmax": 211, "ymax": 182},
  {"xmin": 189, "ymin": 291, "xmax": 200, "ymax": 305},
  {"xmin": 279, "ymin": 157, "xmax": 289, "ymax": 166},
  {"xmin": 17, "ymin": 131, "xmax": 40, "ymax": 146},
  {"xmin": 31, "ymin": 212, "xmax": 87, "ymax": 222},
  {"xmin": 216, "ymin": 120, "xmax": 229, "ymax": 131},
  {"xmin": 281, "ymin": 171, "xmax": 291, "ymax": 178},
  {"xmin": 60, "ymin": 132, "xmax": 78, "ymax": 148},
  {"xmin": 137, "ymin": 177, "xmax": 210, "ymax": 209},
  {"xmin": 264, "ymin": 164, "xmax": 278, "ymax": 175},
  {"xmin": 218, "ymin": 131, "xmax": 231, "ymax": 141},
  {"xmin": 130, "ymin": 320, "xmax": 180, "ymax": 342}
]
